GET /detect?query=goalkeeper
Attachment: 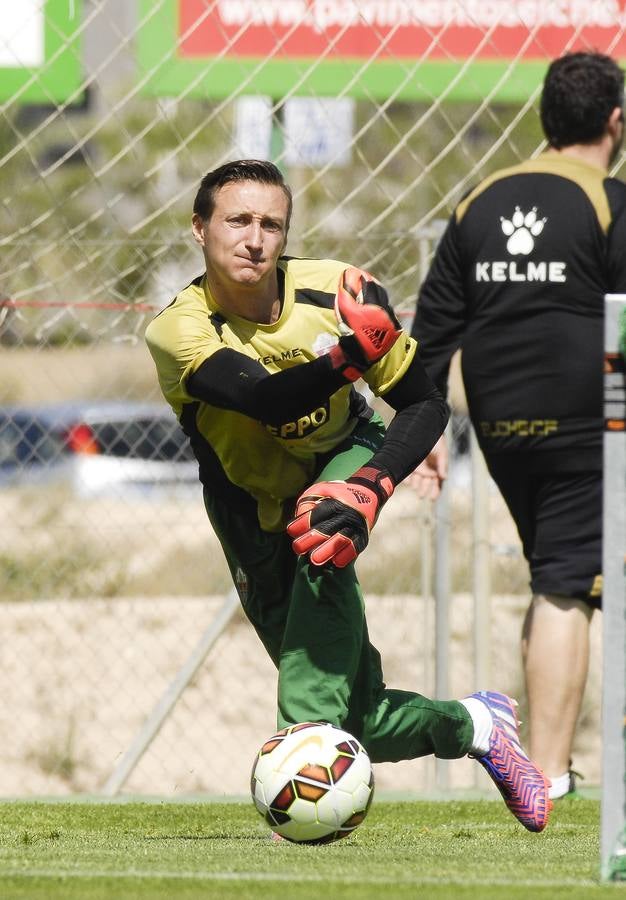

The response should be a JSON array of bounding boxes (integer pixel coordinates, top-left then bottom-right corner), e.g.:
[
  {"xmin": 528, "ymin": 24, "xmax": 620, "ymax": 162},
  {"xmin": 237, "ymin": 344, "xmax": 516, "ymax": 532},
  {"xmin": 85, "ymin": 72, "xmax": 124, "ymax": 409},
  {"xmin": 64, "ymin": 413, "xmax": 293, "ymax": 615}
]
[{"xmin": 146, "ymin": 159, "xmax": 550, "ymax": 832}]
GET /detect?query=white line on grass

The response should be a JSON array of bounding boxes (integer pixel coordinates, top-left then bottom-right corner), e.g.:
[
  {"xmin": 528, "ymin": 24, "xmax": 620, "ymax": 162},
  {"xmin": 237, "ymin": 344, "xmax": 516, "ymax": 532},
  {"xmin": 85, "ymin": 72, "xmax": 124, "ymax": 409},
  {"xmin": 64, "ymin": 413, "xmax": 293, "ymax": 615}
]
[
  {"xmin": 0, "ymin": 869, "xmax": 600, "ymax": 888},
  {"xmin": 365, "ymin": 821, "xmax": 594, "ymax": 832}
]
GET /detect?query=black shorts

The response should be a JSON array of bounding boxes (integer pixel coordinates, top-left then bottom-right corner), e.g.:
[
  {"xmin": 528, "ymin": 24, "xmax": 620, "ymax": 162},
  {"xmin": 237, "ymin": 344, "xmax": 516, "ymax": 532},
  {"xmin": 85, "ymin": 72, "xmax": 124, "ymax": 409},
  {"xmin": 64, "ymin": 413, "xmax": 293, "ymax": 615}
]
[{"xmin": 485, "ymin": 453, "xmax": 602, "ymax": 608}]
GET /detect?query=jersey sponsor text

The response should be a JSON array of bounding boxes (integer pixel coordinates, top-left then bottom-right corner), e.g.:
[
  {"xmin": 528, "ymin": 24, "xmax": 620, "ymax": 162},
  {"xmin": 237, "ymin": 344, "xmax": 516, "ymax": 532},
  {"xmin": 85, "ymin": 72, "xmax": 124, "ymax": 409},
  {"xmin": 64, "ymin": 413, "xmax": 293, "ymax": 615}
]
[
  {"xmin": 475, "ymin": 261, "xmax": 566, "ymax": 283},
  {"xmin": 258, "ymin": 348, "xmax": 304, "ymax": 365},
  {"xmin": 266, "ymin": 402, "xmax": 329, "ymax": 439}
]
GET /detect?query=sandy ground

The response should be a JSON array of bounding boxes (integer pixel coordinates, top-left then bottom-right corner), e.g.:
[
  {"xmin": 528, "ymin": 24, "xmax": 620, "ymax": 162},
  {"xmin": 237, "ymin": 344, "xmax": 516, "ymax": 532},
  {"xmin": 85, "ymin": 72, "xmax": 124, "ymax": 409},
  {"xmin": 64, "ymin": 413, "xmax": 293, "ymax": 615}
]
[{"xmin": 0, "ymin": 592, "xmax": 601, "ymax": 800}]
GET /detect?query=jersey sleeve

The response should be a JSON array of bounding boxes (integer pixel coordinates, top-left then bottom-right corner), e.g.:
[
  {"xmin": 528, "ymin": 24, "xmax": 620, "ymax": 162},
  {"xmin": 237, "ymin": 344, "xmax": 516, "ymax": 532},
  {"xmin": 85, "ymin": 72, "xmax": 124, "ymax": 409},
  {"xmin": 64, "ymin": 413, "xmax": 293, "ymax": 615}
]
[
  {"xmin": 364, "ymin": 352, "xmax": 449, "ymax": 484},
  {"xmin": 361, "ymin": 331, "xmax": 418, "ymax": 396},
  {"xmin": 410, "ymin": 213, "xmax": 466, "ymax": 397},
  {"xmin": 145, "ymin": 305, "xmax": 224, "ymax": 409},
  {"xmin": 186, "ymin": 348, "xmax": 348, "ymax": 425}
]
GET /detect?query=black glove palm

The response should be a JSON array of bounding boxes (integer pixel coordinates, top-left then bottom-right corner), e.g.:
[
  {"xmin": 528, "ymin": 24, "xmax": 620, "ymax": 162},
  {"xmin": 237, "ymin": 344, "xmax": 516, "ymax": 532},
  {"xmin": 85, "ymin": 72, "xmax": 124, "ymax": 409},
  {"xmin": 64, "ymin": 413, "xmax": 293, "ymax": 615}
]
[{"xmin": 287, "ymin": 465, "xmax": 395, "ymax": 567}]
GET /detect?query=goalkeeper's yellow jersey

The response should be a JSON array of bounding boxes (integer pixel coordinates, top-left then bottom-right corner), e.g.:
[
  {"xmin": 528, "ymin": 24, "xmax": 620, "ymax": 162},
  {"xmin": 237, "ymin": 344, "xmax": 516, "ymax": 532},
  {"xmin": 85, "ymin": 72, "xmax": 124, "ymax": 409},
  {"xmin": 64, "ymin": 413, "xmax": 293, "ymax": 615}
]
[{"xmin": 145, "ymin": 256, "xmax": 417, "ymax": 531}]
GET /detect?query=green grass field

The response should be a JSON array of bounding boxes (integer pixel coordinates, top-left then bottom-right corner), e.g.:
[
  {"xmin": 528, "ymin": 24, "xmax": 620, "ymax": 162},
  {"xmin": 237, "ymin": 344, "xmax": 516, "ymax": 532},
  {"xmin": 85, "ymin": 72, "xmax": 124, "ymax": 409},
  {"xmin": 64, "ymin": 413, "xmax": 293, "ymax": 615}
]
[{"xmin": 0, "ymin": 796, "xmax": 619, "ymax": 900}]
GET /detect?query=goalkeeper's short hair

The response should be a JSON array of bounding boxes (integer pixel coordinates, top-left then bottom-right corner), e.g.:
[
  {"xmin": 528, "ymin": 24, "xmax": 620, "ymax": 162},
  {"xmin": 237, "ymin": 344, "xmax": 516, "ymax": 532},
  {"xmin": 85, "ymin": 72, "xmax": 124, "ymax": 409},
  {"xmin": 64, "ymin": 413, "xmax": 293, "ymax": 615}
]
[{"xmin": 193, "ymin": 159, "xmax": 293, "ymax": 229}]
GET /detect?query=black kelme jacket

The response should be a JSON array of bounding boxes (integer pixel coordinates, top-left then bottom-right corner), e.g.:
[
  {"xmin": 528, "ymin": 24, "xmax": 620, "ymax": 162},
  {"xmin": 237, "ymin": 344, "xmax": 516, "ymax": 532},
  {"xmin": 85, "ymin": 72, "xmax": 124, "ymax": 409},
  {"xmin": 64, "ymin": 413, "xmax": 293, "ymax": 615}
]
[{"xmin": 412, "ymin": 152, "xmax": 626, "ymax": 462}]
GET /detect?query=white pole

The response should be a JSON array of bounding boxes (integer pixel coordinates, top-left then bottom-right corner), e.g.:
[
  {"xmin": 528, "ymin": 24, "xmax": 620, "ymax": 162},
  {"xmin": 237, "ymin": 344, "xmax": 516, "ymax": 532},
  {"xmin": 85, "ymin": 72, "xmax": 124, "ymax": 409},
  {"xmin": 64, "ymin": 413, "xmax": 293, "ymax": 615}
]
[
  {"xmin": 471, "ymin": 426, "xmax": 491, "ymax": 690},
  {"xmin": 434, "ymin": 432, "xmax": 451, "ymax": 791},
  {"xmin": 471, "ymin": 427, "xmax": 491, "ymax": 788},
  {"xmin": 600, "ymin": 295, "xmax": 626, "ymax": 880}
]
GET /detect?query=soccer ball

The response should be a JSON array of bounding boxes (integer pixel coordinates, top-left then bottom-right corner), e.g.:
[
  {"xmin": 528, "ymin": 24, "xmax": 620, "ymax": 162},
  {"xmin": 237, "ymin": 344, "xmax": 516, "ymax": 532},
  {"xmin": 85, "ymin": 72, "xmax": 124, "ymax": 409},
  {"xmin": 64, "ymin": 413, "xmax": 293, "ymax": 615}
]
[{"xmin": 250, "ymin": 721, "xmax": 375, "ymax": 844}]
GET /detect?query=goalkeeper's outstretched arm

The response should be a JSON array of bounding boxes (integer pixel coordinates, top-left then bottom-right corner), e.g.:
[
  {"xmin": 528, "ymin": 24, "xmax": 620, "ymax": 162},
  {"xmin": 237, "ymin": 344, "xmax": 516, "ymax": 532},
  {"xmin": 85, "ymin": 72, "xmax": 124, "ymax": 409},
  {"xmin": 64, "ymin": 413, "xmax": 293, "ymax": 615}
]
[
  {"xmin": 365, "ymin": 353, "xmax": 449, "ymax": 486},
  {"xmin": 287, "ymin": 353, "xmax": 449, "ymax": 567},
  {"xmin": 186, "ymin": 266, "xmax": 402, "ymax": 427}
]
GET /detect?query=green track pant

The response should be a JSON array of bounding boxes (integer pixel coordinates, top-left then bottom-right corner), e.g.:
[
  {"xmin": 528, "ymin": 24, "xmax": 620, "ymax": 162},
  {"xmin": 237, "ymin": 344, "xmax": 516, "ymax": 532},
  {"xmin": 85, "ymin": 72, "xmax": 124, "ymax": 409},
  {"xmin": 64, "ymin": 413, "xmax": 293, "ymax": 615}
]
[{"xmin": 203, "ymin": 416, "xmax": 473, "ymax": 763}]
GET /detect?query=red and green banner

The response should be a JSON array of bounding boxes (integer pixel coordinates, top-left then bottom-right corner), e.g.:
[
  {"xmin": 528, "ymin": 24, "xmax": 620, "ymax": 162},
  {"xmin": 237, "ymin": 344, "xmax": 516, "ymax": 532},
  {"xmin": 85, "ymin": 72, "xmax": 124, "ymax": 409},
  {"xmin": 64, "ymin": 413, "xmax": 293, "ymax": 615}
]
[
  {"xmin": 139, "ymin": 0, "xmax": 626, "ymax": 101},
  {"xmin": 0, "ymin": 0, "xmax": 82, "ymax": 104}
]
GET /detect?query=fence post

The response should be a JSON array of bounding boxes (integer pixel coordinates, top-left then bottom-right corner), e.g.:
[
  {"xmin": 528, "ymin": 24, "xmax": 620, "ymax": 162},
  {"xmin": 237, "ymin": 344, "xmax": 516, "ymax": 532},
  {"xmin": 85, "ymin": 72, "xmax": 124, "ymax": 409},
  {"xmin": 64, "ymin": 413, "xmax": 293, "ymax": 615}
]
[
  {"xmin": 600, "ymin": 295, "xmax": 626, "ymax": 880},
  {"xmin": 434, "ymin": 433, "xmax": 451, "ymax": 791},
  {"xmin": 471, "ymin": 427, "xmax": 491, "ymax": 690}
]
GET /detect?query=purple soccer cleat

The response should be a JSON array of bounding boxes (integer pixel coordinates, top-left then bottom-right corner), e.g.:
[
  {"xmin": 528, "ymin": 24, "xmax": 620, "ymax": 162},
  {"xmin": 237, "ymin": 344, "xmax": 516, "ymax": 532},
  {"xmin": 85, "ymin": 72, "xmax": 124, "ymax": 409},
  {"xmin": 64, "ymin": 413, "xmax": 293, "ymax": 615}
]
[{"xmin": 468, "ymin": 691, "xmax": 552, "ymax": 833}]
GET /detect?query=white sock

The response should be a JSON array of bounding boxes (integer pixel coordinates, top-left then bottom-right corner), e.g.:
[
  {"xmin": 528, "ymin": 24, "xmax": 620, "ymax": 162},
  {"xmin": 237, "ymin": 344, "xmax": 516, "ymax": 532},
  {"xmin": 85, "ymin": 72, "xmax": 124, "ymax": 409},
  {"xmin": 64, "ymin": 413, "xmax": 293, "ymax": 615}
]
[
  {"xmin": 460, "ymin": 697, "xmax": 493, "ymax": 756},
  {"xmin": 548, "ymin": 772, "xmax": 571, "ymax": 800}
]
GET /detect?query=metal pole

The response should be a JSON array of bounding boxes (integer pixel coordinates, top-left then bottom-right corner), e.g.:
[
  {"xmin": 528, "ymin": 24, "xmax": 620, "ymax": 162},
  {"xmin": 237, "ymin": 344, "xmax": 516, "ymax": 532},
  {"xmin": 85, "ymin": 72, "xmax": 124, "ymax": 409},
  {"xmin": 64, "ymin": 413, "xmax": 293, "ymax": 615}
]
[
  {"xmin": 471, "ymin": 427, "xmax": 491, "ymax": 690},
  {"xmin": 418, "ymin": 223, "xmax": 450, "ymax": 791},
  {"xmin": 420, "ymin": 502, "xmax": 433, "ymax": 698},
  {"xmin": 434, "ymin": 444, "xmax": 451, "ymax": 791},
  {"xmin": 470, "ymin": 426, "xmax": 491, "ymax": 789},
  {"xmin": 418, "ymin": 497, "xmax": 436, "ymax": 793},
  {"xmin": 102, "ymin": 588, "xmax": 240, "ymax": 796},
  {"xmin": 601, "ymin": 295, "xmax": 626, "ymax": 880}
]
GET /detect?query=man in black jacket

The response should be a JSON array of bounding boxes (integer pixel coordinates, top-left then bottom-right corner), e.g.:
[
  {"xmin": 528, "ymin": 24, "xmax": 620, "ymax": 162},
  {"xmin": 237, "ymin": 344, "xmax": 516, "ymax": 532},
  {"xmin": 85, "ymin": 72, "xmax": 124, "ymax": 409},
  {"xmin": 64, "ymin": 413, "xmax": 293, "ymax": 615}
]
[{"xmin": 411, "ymin": 52, "xmax": 626, "ymax": 800}]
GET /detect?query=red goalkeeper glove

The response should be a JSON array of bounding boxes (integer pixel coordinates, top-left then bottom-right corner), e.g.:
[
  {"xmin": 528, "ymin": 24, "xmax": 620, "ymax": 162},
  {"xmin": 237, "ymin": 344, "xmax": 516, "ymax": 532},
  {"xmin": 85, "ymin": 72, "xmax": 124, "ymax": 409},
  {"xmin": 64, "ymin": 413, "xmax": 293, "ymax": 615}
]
[
  {"xmin": 328, "ymin": 267, "xmax": 402, "ymax": 382},
  {"xmin": 287, "ymin": 465, "xmax": 395, "ymax": 568}
]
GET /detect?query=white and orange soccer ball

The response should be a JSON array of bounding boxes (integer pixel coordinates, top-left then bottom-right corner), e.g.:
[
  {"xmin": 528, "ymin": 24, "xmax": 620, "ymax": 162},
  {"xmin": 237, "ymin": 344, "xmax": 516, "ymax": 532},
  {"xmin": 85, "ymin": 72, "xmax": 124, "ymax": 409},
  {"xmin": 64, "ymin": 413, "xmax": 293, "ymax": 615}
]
[{"xmin": 250, "ymin": 721, "xmax": 375, "ymax": 844}]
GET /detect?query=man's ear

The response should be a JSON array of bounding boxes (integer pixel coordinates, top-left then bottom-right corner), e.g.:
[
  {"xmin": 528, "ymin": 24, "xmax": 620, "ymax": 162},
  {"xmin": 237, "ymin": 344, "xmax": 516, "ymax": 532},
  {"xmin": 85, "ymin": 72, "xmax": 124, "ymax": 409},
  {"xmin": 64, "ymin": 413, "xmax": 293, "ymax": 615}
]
[
  {"xmin": 609, "ymin": 106, "xmax": 624, "ymax": 131},
  {"xmin": 191, "ymin": 213, "xmax": 205, "ymax": 245}
]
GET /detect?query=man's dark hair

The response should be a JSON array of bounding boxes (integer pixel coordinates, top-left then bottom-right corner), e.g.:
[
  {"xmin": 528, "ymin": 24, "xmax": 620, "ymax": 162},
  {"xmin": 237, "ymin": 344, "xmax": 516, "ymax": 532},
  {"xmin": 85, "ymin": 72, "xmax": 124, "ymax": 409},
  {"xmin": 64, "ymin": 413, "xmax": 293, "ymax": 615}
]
[
  {"xmin": 540, "ymin": 52, "xmax": 624, "ymax": 148},
  {"xmin": 193, "ymin": 159, "xmax": 292, "ymax": 228}
]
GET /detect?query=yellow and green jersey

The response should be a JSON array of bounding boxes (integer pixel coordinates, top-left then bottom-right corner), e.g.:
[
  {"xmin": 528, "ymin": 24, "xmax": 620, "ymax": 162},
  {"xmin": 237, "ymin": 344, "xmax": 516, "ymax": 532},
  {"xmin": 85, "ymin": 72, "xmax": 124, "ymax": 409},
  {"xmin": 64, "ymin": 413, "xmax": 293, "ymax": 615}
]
[{"xmin": 146, "ymin": 256, "xmax": 417, "ymax": 530}]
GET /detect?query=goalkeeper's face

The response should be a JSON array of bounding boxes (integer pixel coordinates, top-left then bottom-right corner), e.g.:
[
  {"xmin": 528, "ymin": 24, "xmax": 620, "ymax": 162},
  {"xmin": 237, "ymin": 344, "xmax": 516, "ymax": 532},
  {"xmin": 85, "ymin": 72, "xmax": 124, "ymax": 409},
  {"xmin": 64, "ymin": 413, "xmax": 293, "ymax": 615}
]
[{"xmin": 192, "ymin": 180, "xmax": 289, "ymax": 292}]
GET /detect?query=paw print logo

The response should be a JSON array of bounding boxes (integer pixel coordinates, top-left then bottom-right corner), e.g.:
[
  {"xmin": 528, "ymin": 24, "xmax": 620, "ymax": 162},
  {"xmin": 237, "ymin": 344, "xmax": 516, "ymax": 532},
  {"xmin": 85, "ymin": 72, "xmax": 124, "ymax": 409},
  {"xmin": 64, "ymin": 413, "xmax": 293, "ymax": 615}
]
[{"xmin": 500, "ymin": 206, "xmax": 547, "ymax": 255}]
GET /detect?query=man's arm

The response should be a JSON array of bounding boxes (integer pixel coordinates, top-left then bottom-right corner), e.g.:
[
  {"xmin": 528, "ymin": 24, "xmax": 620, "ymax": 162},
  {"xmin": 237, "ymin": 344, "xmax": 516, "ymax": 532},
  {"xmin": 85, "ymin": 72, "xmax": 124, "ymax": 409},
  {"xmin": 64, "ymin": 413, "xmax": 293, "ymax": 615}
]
[
  {"xmin": 406, "ymin": 212, "xmax": 467, "ymax": 499},
  {"xmin": 411, "ymin": 213, "xmax": 467, "ymax": 398},
  {"xmin": 187, "ymin": 267, "xmax": 402, "ymax": 427},
  {"xmin": 362, "ymin": 352, "xmax": 449, "ymax": 484},
  {"xmin": 405, "ymin": 436, "xmax": 448, "ymax": 500},
  {"xmin": 287, "ymin": 353, "xmax": 449, "ymax": 567},
  {"xmin": 288, "ymin": 219, "xmax": 468, "ymax": 567},
  {"xmin": 187, "ymin": 349, "xmax": 350, "ymax": 427}
]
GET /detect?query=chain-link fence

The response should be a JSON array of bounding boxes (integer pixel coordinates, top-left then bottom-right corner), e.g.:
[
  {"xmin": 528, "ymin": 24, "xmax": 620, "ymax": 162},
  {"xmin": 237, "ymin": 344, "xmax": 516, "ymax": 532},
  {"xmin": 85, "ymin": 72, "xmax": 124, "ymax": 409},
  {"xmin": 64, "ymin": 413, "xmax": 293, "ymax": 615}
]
[
  {"xmin": 1, "ymin": 1, "xmax": 609, "ymax": 798},
  {"xmin": 0, "ymin": 319, "xmax": 602, "ymax": 798}
]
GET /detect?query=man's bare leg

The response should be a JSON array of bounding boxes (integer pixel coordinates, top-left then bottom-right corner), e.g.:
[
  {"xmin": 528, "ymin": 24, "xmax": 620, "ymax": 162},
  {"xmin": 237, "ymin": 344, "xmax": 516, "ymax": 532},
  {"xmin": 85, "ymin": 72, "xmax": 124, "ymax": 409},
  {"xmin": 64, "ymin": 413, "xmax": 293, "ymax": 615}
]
[{"xmin": 521, "ymin": 594, "xmax": 594, "ymax": 795}]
